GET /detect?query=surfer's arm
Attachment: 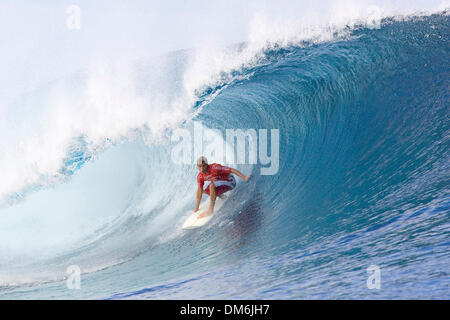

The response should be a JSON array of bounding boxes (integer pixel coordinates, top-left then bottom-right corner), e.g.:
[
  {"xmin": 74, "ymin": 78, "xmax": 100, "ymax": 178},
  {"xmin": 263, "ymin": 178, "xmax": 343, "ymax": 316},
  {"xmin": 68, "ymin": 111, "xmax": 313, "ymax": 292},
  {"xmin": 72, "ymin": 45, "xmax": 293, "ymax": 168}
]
[
  {"xmin": 230, "ymin": 168, "xmax": 251, "ymax": 181},
  {"xmin": 194, "ymin": 187, "xmax": 203, "ymax": 212}
]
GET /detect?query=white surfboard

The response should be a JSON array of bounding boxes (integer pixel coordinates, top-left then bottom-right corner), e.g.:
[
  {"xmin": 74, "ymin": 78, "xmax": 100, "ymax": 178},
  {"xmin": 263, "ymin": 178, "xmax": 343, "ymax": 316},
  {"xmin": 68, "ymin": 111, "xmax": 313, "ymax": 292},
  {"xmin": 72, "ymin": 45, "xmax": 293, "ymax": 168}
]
[{"xmin": 182, "ymin": 196, "xmax": 226, "ymax": 230}]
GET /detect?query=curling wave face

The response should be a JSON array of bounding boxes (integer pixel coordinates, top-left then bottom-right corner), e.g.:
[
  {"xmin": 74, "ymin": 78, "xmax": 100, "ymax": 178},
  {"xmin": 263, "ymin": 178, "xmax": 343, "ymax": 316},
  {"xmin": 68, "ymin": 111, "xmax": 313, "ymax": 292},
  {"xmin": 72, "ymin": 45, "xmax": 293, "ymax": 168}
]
[{"xmin": 0, "ymin": 5, "xmax": 449, "ymax": 298}]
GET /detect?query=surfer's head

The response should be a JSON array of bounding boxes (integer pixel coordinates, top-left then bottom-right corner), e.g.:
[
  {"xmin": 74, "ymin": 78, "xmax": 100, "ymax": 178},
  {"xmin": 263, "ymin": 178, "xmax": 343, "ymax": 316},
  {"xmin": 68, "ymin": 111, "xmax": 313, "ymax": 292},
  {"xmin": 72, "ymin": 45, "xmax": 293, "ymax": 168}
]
[{"xmin": 196, "ymin": 156, "xmax": 208, "ymax": 173}]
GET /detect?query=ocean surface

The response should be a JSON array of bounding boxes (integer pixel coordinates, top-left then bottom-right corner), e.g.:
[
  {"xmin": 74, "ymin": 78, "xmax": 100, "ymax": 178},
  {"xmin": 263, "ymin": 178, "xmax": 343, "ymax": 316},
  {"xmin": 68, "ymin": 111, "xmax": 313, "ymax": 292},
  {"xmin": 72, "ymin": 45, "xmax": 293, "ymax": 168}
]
[{"xmin": 0, "ymin": 9, "xmax": 449, "ymax": 299}]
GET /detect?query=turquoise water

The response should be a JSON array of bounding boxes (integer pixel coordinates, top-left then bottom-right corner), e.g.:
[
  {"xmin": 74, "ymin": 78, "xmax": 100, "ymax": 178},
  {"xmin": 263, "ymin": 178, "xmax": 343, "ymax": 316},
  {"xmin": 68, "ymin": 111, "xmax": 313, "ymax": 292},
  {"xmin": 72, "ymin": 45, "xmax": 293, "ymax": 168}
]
[{"xmin": 0, "ymin": 13, "xmax": 449, "ymax": 299}]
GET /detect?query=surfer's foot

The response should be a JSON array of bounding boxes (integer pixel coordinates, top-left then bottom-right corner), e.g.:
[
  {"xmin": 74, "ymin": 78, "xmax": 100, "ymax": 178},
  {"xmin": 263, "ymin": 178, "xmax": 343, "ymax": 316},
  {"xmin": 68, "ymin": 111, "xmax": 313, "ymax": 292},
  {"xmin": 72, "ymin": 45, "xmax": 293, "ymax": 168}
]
[{"xmin": 198, "ymin": 208, "xmax": 213, "ymax": 219}]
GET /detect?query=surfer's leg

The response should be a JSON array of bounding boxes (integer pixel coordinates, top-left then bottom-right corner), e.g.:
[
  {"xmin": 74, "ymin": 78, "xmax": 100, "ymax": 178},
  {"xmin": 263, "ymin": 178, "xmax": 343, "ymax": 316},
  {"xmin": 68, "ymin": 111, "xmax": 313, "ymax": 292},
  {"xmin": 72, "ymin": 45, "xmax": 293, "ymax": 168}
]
[
  {"xmin": 216, "ymin": 176, "xmax": 236, "ymax": 199},
  {"xmin": 198, "ymin": 183, "xmax": 216, "ymax": 218},
  {"xmin": 216, "ymin": 186, "xmax": 230, "ymax": 199},
  {"xmin": 199, "ymin": 177, "xmax": 235, "ymax": 218},
  {"xmin": 207, "ymin": 182, "xmax": 216, "ymax": 214}
]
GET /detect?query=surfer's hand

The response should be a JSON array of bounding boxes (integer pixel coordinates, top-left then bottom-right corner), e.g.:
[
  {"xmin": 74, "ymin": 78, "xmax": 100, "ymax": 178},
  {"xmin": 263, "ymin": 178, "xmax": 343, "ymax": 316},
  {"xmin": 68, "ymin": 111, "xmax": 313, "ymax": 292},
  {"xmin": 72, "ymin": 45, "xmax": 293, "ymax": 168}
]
[
  {"xmin": 193, "ymin": 208, "xmax": 199, "ymax": 213},
  {"xmin": 245, "ymin": 174, "xmax": 252, "ymax": 181}
]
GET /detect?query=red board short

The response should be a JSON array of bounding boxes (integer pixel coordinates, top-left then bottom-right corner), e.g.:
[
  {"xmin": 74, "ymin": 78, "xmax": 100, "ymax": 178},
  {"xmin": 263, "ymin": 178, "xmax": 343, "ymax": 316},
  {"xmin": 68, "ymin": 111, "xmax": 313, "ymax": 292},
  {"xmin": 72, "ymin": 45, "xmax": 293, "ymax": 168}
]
[{"xmin": 203, "ymin": 175, "xmax": 236, "ymax": 197}]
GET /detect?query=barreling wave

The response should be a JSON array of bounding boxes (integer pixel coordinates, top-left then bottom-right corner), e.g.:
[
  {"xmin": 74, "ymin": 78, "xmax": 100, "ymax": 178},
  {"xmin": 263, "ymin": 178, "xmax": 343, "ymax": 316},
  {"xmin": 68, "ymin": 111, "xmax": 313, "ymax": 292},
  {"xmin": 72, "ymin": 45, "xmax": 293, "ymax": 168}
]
[{"xmin": 0, "ymin": 9, "xmax": 449, "ymax": 298}]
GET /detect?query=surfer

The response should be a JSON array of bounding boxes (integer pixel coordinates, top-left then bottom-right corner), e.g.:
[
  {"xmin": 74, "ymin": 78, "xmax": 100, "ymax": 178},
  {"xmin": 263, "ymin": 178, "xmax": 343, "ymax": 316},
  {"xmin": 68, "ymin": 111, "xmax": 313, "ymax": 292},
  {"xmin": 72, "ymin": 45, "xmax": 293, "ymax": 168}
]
[{"xmin": 195, "ymin": 156, "xmax": 251, "ymax": 218}]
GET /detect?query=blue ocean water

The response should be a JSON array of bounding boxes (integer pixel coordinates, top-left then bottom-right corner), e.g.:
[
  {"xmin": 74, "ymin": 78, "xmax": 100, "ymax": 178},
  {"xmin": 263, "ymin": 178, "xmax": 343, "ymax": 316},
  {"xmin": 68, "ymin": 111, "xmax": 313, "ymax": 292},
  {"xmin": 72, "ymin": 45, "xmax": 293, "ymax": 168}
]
[{"xmin": 0, "ymin": 13, "xmax": 449, "ymax": 299}]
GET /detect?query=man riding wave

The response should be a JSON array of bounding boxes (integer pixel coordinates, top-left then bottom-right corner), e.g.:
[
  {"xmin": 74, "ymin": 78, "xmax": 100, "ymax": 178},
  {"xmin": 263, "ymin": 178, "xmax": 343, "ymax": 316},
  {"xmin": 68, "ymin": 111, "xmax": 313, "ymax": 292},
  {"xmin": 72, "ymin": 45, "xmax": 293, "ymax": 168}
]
[{"xmin": 195, "ymin": 156, "xmax": 251, "ymax": 218}]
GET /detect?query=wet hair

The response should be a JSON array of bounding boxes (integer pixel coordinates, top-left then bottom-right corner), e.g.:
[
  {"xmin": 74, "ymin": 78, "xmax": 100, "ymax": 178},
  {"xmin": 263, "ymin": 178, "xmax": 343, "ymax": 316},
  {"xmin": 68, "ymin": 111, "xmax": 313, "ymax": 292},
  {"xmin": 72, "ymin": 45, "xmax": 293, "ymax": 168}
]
[{"xmin": 196, "ymin": 156, "xmax": 208, "ymax": 165}]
